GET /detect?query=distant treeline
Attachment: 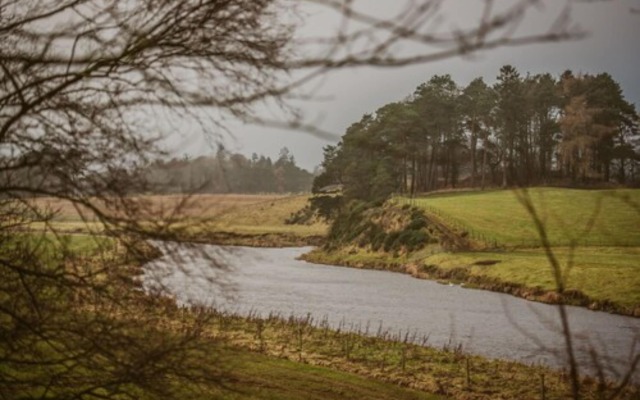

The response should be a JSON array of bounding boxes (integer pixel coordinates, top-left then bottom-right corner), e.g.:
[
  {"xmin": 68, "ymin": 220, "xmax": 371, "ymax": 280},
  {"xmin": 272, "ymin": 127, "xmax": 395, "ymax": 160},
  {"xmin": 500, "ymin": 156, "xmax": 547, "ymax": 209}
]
[
  {"xmin": 146, "ymin": 147, "xmax": 314, "ymax": 194},
  {"xmin": 314, "ymin": 66, "xmax": 640, "ymax": 201}
]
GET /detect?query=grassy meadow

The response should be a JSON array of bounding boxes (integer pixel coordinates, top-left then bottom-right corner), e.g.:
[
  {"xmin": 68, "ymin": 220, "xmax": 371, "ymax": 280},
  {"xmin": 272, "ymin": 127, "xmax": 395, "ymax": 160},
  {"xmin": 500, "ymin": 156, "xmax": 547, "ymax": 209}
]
[
  {"xmin": 423, "ymin": 247, "xmax": 640, "ymax": 310},
  {"xmin": 404, "ymin": 188, "xmax": 640, "ymax": 247}
]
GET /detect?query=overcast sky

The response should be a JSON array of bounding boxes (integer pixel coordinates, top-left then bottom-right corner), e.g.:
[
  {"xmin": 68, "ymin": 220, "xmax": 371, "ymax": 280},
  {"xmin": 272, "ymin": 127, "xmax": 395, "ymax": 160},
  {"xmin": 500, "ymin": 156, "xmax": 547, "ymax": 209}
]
[{"xmin": 169, "ymin": 0, "xmax": 640, "ymax": 171}]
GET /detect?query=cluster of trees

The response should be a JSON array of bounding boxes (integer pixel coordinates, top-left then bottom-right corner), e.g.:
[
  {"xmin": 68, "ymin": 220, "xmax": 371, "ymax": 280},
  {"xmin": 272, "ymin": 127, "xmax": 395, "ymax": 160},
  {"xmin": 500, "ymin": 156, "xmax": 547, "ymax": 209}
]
[
  {"xmin": 145, "ymin": 147, "xmax": 314, "ymax": 194},
  {"xmin": 315, "ymin": 67, "xmax": 639, "ymax": 201}
]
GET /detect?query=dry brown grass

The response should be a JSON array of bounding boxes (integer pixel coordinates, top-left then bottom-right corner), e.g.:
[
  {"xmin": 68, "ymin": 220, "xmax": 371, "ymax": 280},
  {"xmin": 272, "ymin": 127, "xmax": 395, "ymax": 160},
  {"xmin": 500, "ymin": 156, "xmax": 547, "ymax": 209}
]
[
  {"xmin": 29, "ymin": 194, "xmax": 285, "ymax": 220},
  {"xmin": 27, "ymin": 194, "xmax": 327, "ymax": 239}
]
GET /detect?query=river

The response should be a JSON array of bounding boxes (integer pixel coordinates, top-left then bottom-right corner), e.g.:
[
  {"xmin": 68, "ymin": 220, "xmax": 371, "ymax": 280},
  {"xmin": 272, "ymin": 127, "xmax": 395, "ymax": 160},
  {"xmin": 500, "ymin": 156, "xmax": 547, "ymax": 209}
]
[{"xmin": 143, "ymin": 244, "xmax": 640, "ymax": 379}]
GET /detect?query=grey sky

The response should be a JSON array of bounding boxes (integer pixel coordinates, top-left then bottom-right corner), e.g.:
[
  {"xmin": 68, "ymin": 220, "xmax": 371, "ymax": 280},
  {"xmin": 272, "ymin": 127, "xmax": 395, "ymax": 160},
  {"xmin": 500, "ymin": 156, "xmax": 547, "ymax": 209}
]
[{"xmin": 171, "ymin": 0, "xmax": 640, "ymax": 171}]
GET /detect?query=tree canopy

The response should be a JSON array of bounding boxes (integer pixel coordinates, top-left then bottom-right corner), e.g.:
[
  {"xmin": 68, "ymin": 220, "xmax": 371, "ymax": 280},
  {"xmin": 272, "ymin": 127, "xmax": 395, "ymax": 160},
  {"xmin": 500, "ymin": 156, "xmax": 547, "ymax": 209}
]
[
  {"xmin": 144, "ymin": 148, "xmax": 313, "ymax": 194},
  {"xmin": 315, "ymin": 67, "xmax": 639, "ymax": 203}
]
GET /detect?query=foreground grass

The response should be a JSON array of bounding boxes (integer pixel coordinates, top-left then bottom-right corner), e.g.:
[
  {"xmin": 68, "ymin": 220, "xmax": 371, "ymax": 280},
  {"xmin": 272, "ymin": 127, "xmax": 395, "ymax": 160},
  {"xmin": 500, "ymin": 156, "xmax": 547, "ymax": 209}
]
[
  {"xmin": 183, "ymin": 309, "xmax": 638, "ymax": 400},
  {"xmin": 212, "ymin": 347, "xmax": 441, "ymax": 400},
  {"xmin": 404, "ymin": 188, "xmax": 640, "ymax": 247}
]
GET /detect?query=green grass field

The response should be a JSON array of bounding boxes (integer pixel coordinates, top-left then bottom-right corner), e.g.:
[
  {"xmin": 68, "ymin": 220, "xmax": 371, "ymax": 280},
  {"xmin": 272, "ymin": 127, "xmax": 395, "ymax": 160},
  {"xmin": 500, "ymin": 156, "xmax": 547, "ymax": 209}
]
[
  {"xmin": 389, "ymin": 188, "xmax": 640, "ymax": 312},
  {"xmin": 424, "ymin": 247, "xmax": 640, "ymax": 309},
  {"xmin": 4, "ymin": 232, "xmax": 115, "ymax": 260},
  {"xmin": 404, "ymin": 188, "xmax": 640, "ymax": 247}
]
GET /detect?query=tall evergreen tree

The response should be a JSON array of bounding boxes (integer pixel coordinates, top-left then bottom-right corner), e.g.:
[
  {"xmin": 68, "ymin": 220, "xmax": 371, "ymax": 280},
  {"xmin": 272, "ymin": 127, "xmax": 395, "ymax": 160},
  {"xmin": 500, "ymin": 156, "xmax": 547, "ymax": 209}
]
[
  {"xmin": 459, "ymin": 78, "xmax": 496, "ymax": 187},
  {"xmin": 495, "ymin": 65, "xmax": 526, "ymax": 187}
]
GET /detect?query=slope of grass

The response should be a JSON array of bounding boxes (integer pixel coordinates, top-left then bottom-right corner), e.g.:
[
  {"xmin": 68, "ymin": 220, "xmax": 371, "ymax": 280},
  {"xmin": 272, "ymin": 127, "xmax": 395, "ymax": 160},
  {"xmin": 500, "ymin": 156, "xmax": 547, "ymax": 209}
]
[
  {"xmin": 424, "ymin": 247, "xmax": 640, "ymax": 310},
  {"xmin": 213, "ymin": 348, "xmax": 442, "ymax": 400},
  {"xmin": 407, "ymin": 188, "xmax": 640, "ymax": 310},
  {"xmin": 406, "ymin": 188, "xmax": 640, "ymax": 247}
]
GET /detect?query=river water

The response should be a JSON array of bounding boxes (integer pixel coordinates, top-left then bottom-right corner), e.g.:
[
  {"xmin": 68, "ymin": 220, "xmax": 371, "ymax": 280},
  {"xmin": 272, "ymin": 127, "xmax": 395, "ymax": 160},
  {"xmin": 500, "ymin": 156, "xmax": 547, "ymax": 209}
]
[{"xmin": 143, "ymin": 244, "xmax": 640, "ymax": 379}]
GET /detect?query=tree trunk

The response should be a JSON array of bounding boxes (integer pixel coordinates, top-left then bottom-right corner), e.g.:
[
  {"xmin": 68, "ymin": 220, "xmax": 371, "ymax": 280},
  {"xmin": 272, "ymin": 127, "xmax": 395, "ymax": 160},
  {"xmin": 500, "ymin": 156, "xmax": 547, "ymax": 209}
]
[
  {"xmin": 410, "ymin": 155, "xmax": 417, "ymax": 196},
  {"xmin": 481, "ymin": 145, "xmax": 488, "ymax": 190},
  {"xmin": 501, "ymin": 153, "xmax": 508, "ymax": 188},
  {"xmin": 618, "ymin": 157, "xmax": 626, "ymax": 184},
  {"xmin": 470, "ymin": 125, "xmax": 477, "ymax": 187}
]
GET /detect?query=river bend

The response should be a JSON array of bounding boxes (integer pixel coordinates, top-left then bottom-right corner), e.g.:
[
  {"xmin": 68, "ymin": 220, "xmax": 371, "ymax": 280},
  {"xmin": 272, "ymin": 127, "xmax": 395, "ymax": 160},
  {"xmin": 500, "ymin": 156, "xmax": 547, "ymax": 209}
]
[{"xmin": 143, "ymin": 244, "xmax": 640, "ymax": 379}]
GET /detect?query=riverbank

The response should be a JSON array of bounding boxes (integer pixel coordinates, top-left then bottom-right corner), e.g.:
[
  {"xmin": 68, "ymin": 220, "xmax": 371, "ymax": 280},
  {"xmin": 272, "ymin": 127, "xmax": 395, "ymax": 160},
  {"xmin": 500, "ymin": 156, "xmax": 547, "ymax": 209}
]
[
  {"xmin": 301, "ymin": 246, "xmax": 640, "ymax": 317},
  {"xmin": 149, "ymin": 190, "xmax": 639, "ymax": 317},
  {"xmin": 161, "ymin": 307, "xmax": 638, "ymax": 400},
  {"xmin": 169, "ymin": 220, "xmax": 640, "ymax": 317},
  {"xmin": 302, "ymin": 189, "xmax": 640, "ymax": 318},
  {"xmin": 150, "ymin": 224, "xmax": 640, "ymax": 317}
]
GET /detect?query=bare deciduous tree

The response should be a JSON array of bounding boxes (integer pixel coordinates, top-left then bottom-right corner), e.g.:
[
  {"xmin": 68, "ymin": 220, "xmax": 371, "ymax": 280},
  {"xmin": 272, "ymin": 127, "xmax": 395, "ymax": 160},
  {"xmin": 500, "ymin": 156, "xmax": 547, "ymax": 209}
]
[{"xmin": 515, "ymin": 189, "xmax": 640, "ymax": 400}]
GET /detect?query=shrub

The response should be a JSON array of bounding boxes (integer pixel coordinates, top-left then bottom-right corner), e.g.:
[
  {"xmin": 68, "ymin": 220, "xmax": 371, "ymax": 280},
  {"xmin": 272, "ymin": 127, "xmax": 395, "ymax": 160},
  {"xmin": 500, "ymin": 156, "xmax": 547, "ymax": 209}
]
[
  {"xmin": 285, "ymin": 205, "xmax": 315, "ymax": 225},
  {"xmin": 371, "ymin": 230, "xmax": 387, "ymax": 251},
  {"xmin": 383, "ymin": 231, "xmax": 401, "ymax": 252},
  {"xmin": 407, "ymin": 216, "xmax": 427, "ymax": 231}
]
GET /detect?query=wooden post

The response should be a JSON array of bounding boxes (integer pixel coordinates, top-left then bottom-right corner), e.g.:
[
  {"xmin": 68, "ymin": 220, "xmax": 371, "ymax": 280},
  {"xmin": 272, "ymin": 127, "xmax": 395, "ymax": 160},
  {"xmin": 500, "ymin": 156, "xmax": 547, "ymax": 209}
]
[
  {"xmin": 297, "ymin": 325, "xmax": 303, "ymax": 362},
  {"xmin": 466, "ymin": 357, "xmax": 472, "ymax": 388}
]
